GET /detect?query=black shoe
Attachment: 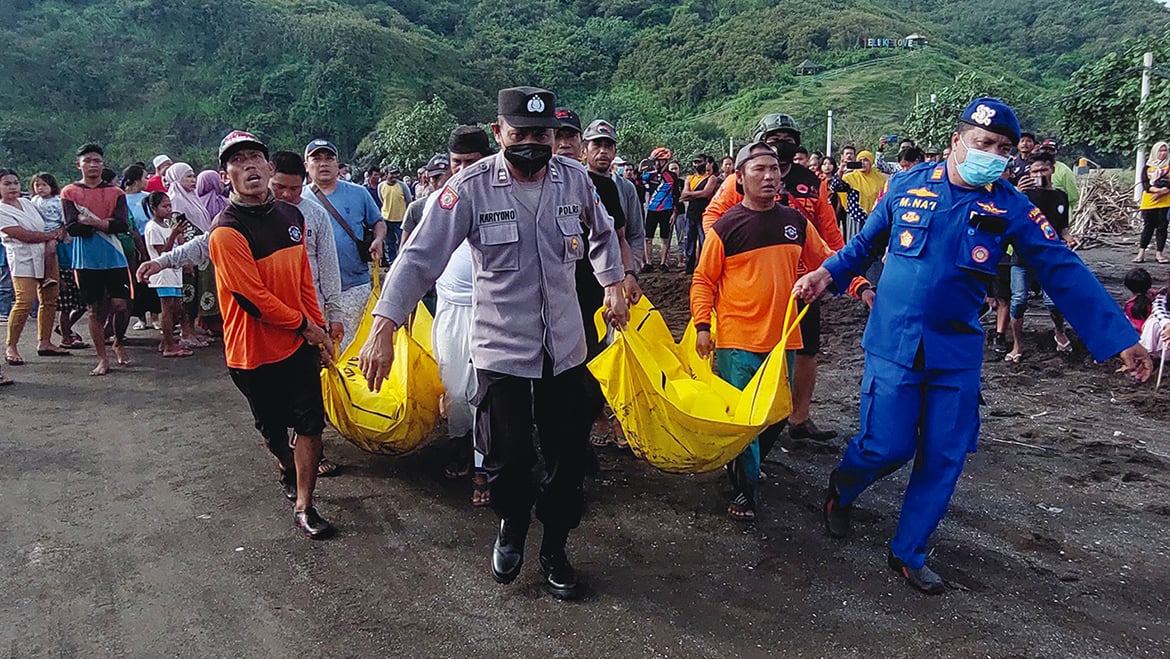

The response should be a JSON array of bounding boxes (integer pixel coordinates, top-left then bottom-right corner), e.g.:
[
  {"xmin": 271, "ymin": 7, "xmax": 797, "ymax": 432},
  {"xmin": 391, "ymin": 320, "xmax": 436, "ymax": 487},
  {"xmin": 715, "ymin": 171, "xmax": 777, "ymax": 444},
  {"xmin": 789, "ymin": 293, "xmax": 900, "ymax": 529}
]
[
  {"xmin": 789, "ymin": 419, "xmax": 838, "ymax": 441},
  {"xmin": 887, "ymin": 551, "xmax": 945, "ymax": 595},
  {"xmin": 991, "ymin": 333, "xmax": 1009, "ymax": 354},
  {"xmin": 279, "ymin": 470, "xmax": 297, "ymax": 502},
  {"xmin": 294, "ymin": 507, "xmax": 336, "ymax": 540},
  {"xmin": 823, "ymin": 471, "xmax": 852, "ymax": 539},
  {"xmin": 539, "ymin": 551, "xmax": 581, "ymax": 600},
  {"xmin": 491, "ymin": 518, "xmax": 529, "ymax": 584}
]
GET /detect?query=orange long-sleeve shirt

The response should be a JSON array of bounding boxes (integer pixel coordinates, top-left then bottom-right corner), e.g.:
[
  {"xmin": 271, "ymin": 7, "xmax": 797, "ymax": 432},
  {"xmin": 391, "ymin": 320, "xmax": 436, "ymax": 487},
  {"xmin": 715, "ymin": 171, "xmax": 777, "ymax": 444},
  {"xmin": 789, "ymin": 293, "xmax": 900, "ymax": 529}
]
[
  {"xmin": 691, "ymin": 202, "xmax": 834, "ymax": 352},
  {"xmin": 208, "ymin": 198, "xmax": 324, "ymax": 370}
]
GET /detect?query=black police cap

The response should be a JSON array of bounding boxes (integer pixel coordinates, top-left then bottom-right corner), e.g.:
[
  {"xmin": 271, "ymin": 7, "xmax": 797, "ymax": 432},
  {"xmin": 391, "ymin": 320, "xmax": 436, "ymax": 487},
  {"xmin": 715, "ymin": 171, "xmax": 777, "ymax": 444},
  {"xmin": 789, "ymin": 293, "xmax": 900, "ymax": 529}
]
[{"xmin": 497, "ymin": 86, "xmax": 561, "ymax": 130}]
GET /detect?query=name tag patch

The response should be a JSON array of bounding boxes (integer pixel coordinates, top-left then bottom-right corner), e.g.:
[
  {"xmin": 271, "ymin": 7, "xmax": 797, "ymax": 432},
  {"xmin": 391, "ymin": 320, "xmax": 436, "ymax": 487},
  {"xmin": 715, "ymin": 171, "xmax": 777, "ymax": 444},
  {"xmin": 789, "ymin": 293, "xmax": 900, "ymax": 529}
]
[
  {"xmin": 556, "ymin": 204, "xmax": 581, "ymax": 216},
  {"xmin": 478, "ymin": 209, "xmax": 517, "ymax": 224},
  {"xmin": 899, "ymin": 197, "xmax": 937, "ymax": 211}
]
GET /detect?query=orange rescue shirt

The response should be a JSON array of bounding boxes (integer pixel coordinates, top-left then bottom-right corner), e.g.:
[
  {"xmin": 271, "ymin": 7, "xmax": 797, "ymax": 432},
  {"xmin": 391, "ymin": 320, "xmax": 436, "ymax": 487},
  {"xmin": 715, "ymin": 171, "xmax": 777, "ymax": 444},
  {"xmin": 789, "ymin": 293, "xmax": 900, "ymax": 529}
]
[
  {"xmin": 691, "ymin": 202, "xmax": 834, "ymax": 352},
  {"xmin": 208, "ymin": 198, "xmax": 324, "ymax": 370}
]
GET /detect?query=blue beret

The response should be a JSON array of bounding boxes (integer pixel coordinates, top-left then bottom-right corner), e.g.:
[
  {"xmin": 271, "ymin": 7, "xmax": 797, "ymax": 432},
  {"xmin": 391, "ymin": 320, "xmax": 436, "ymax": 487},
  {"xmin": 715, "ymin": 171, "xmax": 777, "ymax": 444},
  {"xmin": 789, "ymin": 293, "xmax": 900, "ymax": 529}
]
[{"xmin": 959, "ymin": 97, "xmax": 1021, "ymax": 143}]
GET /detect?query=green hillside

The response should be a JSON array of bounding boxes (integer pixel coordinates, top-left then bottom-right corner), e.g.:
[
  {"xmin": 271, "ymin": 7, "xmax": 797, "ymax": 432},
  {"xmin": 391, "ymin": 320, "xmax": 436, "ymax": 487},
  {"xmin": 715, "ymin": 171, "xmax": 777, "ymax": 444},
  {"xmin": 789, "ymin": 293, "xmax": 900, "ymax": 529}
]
[
  {"xmin": 1, "ymin": 0, "xmax": 1167, "ymax": 173},
  {"xmin": 691, "ymin": 49, "xmax": 1045, "ymax": 152}
]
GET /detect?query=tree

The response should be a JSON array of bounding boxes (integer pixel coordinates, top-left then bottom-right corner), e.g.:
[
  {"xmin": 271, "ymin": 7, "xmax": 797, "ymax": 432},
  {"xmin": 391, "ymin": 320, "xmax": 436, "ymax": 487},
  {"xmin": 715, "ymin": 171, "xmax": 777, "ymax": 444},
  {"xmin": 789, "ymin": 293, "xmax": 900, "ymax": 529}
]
[
  {"xmin": 357, "ymin": 97, "xmax": 458, "ymax": 171},
  {"xmin": 1059, "ymin": 31, "xmax": 1170, "ymax": 154},
  {"xmin": 901, "ymin": 72, "xmax": 1020, "ymax": 150}
]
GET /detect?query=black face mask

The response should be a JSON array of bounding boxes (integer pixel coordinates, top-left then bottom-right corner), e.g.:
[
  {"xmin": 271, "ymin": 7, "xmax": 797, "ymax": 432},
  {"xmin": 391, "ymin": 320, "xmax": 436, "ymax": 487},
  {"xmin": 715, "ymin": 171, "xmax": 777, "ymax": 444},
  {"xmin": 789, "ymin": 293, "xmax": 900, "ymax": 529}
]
[
  {"xmin": 770, "ymin": 141, "xmax": 798, "ymax": 164},
  {"xmin": 693, "ymin": 163, "xmax": 706, "ymax": 174},
  {"xmin": 504, "ymin": 143, "xmax": 553, "ymax": 177}
]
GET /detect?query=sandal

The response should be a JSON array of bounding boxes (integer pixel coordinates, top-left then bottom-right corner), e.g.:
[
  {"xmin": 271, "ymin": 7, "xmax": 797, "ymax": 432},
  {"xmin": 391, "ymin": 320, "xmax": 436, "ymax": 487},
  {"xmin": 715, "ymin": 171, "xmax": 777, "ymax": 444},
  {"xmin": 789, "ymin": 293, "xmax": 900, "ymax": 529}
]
[
  {"xmin": 5, "ymin": 356, "xmax": 24, "ymax": 366},
  {"xmin": 471, "ymin": 472, "xmax": 491, "ymax": 507},
  {"xmin": 589, "ymin": 417, "xmax": 613, "ymax": 447},
  {"xmin": 317, "ymin": 458, "xmax": 341, "ymax": 477},
  {"xmin": 1055, "ymin": 336, "xmax": 1073, "ymax": 353},
  {"xmin": 162, "ymin": 348, "xmax": 194, "ymax": 358},
  {"xmin": 0, "ymin": 375, "xmax": 14, "ymax": 386},
  {"xmin": 607, "ymin": 409, "xmax": 629, "ymax": 448},
  {"xmin": 37, "ymin": 348, "xmax": 71, "ymax": 357},
  {"xmin": 443, "ymin": 437, "xmax": 474, "ymax": 479},
  {"xmin": 60, "ymin": 338, "xmax": 88, "ymax": 349},
  {"xmin": 1004, "ymin": 351, "xmax": 1022, "ymax": 363},
  {"xmin": 727, "ymin": 493, "xmax": 756, "ymax": 521},
  {"xmin": 444, "ymin": 460, "xmax": 472, "ymax": 479}
]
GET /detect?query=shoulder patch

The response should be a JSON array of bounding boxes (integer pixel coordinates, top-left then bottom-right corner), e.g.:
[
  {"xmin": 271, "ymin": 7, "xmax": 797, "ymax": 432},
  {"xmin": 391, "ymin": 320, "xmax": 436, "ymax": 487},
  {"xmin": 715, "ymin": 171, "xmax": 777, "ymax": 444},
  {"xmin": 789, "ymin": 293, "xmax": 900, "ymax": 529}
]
[
  {"xmin": 1040, "ymin": 221, "xmax": 1058, "ymax": 241},
  {"xmin": 438, "ymin": 186, "xmax": 459, "ymax": 210}
]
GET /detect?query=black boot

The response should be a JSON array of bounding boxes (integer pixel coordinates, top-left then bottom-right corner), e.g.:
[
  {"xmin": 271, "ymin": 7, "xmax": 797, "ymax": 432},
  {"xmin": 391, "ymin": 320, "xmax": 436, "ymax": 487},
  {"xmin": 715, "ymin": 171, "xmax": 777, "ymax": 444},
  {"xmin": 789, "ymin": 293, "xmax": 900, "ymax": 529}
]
[
  {"xmin": 887, "ymin": 551, "xmax": 945, "ymax": 595},
  {"xmin": 823, "ymin": 470, "xmax": 852, "ymax": 539},
  {"xmin": 539, "ymin": 551, "xmax": 580, "ymax": 600},
  {"xmin": 491, "ymin": 518, "xmax": 529, "ymax": 584},
  {"xmin": 539, "ymin": 527, "xmax": 579, "ymax": 600}
]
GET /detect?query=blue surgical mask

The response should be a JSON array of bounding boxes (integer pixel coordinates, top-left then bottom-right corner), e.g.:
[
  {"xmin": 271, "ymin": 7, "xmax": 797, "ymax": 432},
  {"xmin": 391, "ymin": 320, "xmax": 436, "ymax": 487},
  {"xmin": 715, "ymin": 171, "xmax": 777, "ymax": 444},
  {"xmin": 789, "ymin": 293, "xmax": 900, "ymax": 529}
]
[{"xmin": 955, "ymin": 136, "xmax": 1009, "ymax": 186}]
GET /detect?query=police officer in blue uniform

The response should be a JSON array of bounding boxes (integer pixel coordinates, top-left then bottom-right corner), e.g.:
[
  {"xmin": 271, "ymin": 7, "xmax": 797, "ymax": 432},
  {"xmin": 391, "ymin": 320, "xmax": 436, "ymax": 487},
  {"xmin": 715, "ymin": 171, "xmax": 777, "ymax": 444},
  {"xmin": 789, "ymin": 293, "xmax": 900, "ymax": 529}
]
[{"xmin": 793, "ymin": 98, "xmax": 1153, "ymax": 595}]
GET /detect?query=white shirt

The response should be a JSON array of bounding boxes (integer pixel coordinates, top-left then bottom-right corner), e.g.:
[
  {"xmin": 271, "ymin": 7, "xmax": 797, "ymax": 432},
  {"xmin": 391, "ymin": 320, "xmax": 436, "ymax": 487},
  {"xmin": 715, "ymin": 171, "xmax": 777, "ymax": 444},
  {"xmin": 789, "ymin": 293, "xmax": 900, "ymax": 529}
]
[
  {"xmin": 436, "ymin": 241, "xmax": 474, "ymax": 307},
  {"xmin": 0, "ymin": 198, "xmax": 47, "ymax": 279},
  {"xmin": 143, "ymin": 220, "xmax": 183, "ymax": 288},
  {"xmin": 411, "ymin": 193, "xmax": 474, "ymax": 307}
]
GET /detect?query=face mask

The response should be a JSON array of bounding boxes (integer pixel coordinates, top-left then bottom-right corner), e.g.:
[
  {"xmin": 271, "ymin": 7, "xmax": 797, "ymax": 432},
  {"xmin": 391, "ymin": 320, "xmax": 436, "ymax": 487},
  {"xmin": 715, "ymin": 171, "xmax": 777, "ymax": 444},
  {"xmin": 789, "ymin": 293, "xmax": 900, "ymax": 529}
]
[
  {"xmin": 504, "ymin": 143, "xmax": 552, "ymax": 177},
  {"xmin": 955, "ymin": 136, "xmax": 1008, "ymax": 186},
  {"xmin": 770, "ymin": 141, "xmax": 797, "ymax": 164},
  {"xmin": 693, "ymin": 163, "xmax": 706, "ymax": 174}
]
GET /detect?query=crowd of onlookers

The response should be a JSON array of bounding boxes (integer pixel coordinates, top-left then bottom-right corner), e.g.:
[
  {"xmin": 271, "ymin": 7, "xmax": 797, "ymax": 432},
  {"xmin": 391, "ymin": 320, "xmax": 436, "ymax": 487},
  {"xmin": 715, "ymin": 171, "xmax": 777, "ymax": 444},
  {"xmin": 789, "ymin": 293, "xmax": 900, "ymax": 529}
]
[{"xmin": 1, "ymin": 130, "xmax": 1165, "ymax": 387}]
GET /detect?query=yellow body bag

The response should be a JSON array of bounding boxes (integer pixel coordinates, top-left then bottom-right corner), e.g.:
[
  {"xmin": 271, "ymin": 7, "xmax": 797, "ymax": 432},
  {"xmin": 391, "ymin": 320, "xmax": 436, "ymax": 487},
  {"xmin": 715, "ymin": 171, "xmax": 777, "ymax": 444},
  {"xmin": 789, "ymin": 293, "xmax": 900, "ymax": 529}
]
[
  {"xmin": 588, "ymin": 296, "xmax": 805, "ymax": 474},
  {"xmin": 321, "ymin": 280, "xmax": 444, "ymax": 455}
]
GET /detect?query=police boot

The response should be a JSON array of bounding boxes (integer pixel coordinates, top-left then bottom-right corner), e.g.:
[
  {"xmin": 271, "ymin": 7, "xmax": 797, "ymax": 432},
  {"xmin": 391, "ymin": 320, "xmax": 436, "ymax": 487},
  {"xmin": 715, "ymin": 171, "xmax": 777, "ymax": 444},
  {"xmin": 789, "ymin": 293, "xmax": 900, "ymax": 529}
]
[
  {"xmin": 491, "ymin": 517, "xmax": 529, "ymax": 584},
  {"xmin": 887, "ymin": 551, "xmax": 946, "ymax": 595},
  {"xmin": 823, "ymin": 470, "xmax": 852, "ymax": 539},
  {"xmin": 539, "ymin": 527, "xmax": 580, "ymax": 600}
]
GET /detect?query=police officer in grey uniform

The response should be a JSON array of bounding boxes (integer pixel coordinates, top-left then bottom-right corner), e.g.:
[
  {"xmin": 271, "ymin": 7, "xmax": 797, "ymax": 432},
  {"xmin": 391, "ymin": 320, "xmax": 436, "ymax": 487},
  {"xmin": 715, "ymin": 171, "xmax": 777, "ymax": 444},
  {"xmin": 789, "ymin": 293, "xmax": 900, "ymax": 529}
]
[{"xmin": 359, "ymin": 86, "xmax": 629, "ymax": 600}]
